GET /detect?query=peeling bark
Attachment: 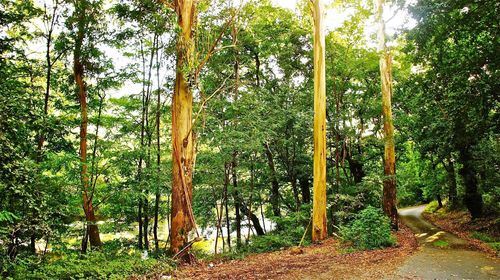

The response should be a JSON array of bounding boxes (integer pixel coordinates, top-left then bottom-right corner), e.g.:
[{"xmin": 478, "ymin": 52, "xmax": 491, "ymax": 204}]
[
  {"xmin": 311, "ymin": 0, "xmax": 327, "ymax": 242},
  {"xmin": 169, "ymin": 0, "xmax": 197, "ymax": 256},
  {"xmin": 377, "ymin": 0, "xmax": 398, "ymax": 230}
]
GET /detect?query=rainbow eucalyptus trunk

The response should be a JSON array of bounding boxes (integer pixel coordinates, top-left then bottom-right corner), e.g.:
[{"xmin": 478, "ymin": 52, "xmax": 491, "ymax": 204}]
[
  {"xmin": 311, "ymin": 0, "xmax": 327, "ymax": 242},
  {"xmin": 169, "ymin": 0, "xmax": 197, "ymax": 256},
  {"xmin": 377, "ymin": 0, "xmax": 398, "ymax": 230}
]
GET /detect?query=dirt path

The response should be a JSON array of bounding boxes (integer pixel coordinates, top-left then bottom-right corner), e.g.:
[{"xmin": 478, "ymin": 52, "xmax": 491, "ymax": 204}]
[
  {"xmin": 394, "ymin": 205, "xmax": 500, "ymax": 279},
  {"xmin": 173, "ymin": 226, "xmax": 418, "ymax": 279},
  {"xmin": 171, "ymin": 206, "xmax": 499, "ymax": 279}
]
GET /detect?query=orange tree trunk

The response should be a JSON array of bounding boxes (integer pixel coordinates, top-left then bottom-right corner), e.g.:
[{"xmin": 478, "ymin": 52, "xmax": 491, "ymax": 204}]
[
  {"xmin": 377, "ymin": 0, "xmax": 398, "ymax": 230},
  {"xmin": 311, "ymin": 0, "xmax": 327, "ymax": 242},
  {"xmin": 75, "ymin": 52, "xmax": 102, "ymax": 251},
  {"xmin": 169, "ymin": 0, "xmax": 196, "ymax": 255},
  {"xmin": 73, "ymin": 0, "xmax": 102, "ymax": 251}
]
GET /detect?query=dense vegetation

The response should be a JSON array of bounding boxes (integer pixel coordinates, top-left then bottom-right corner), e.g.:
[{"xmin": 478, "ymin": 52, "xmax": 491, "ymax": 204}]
[{"xmin": 1, "ymin": 0, "xmax": 498, "ymax": 278}]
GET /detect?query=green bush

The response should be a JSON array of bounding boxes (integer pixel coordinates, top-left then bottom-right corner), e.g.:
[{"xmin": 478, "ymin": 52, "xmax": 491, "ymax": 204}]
[
  {"xmin": 330, "ymin": 179, "xmax": 383, "ymax": 227},
  {"xmin": 244, "ymin": 233, "xmax": 295, "ymax": 253},
  {"xmin": 340, "ymin": 206, "xmax": 395, "ymax": 250},
  {"xmin": 3, "ymin": 249, "xmax": 174, "ymax": 279},
  {"xmin": 424, "ymin": 200, "xmax": 440, "ymax": 213}
]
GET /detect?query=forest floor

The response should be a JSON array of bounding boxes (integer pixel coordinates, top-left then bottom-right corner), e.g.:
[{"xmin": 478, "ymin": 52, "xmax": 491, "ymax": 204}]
[
  {"xmin": 163, "ymin": 205, "xmax": 500, "ymax": 279},
  {"xmin": 170, "ymin": 225, "xmax": 419, "ymax": 279}
]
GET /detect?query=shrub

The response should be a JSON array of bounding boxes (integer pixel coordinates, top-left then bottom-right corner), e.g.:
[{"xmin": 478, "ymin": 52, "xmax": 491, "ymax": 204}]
[
  {"xmin": 340, "ymin": 206, "xmax": 395, "ymax": 250},
  {"xmin": 424, "ymin": 200, "xmax": 440, "ymax": 213},
  {"xmin": 3, "ymin": 248, "xmax": 174, "ymax": 279},
  {"xmin": 244, "ymin": 233, "xmax": 295, "ymax": 253},
  {"xmin": 226, "ymin": 205, "xmax": 312, "ymax": 256},
  {"xmin": 330, "ymin": 179, "xmax": 383, "ymax": 227}
]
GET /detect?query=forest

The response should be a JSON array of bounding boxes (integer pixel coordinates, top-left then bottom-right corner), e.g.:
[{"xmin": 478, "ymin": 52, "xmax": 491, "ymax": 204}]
[{"xmin": 1, "ymin": 0, "xmax": 499, "ymax": 279}]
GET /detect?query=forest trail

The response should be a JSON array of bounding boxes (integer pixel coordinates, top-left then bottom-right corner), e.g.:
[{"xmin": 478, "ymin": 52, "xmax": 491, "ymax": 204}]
[
  {"xmin": 175, "ymin": 226, "xmax": 418, "ymax": 279},
  {"xmin": 395, "ymin": 205, "xmax": 500, "ymax": 279},
  {"xmin": 174, "ymin": 206, "xmax": 500, "ymax": 279}
]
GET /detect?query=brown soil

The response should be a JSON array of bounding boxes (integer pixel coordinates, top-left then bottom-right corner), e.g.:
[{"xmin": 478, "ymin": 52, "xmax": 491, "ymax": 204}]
[
  {"xmin": 169, "ymin": 226, "xmax": 418, "ymax": 280},
  {"xmin": 423, "ymin": 208, "xmax": 499, "ymax": 256}
]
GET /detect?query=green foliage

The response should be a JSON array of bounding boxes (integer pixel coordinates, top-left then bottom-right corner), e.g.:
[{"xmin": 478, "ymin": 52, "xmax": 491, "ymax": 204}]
[
  {"xmin": 397, "ymin": 141, "xmax": 447, "ymax": 207},
  {"xmin": 236, "ymin": 206, "xmax": 311, "ymax": 255},
  {"xmin": 244, "ymin": 234, "xmax": 297, "ymax": 254},
  {"xmin": 471, "ymin": 231, "xmax": 500, "ymax": 255},
  {"xmin": 340, "ymin": 206, "xmax": 395, "ymax": 250},
  {"xmin": 2, "ymin": 244, "xmax": 174, "ymax": 279},
  {"xmin": 401, "ymin": 0, "xmax": 500, "ymax": 217},
  {"xmin": 331, "ymin": 178, "xmax": 382, "ymax": 227},
  {"xmin": 432, "ymin": 240, "xmax": 449, "ymax": 248},
  {"xmin": 471, "ymin": 231, "xmax": 496, "ymax": 243},
  {"xmin": 424, "ymin": 201, "xmax": 441, "ymax": 214},
  {"xmin": 272, "ymin": 205, "xmax": 311, "ymax": 238}
]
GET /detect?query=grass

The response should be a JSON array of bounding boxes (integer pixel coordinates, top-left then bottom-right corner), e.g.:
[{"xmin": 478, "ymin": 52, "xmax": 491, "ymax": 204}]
[
  {"xmin": 432, "ymin": 240, "xmax": 449, "ymax": 248},
  {"xmin": 2, "ymin": 239, "xmax": 175, "ymax": 279},
  {"xmin": 471, "ymin": 231, "xmax": 500, "ymax": 255}
]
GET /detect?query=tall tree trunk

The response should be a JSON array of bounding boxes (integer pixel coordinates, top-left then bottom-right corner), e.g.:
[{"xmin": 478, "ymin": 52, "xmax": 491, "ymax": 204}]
[
  {"xmin": 436, "ymin": 194, "xmax": 443, "ymax": 209},
  {"xmin": 444, "ymin": 157, "xmax": 458, "ymax": 208},
  {"xmin": 458, "ymin": 147, "xmax": 483, "ymax": 218},
  {"xmin": 143, "ymin": 34, "xmax": 156, "ymax": 251},
  {"xmin": 169, "ymin": 0, "xmax": 197, "ymax": 256},
  {"xmin": 299, "ymin": 176, "xmax": 311, "ymax": 204},
  {"xmin": 223, "ymin": 163, "xmax": 231, "ymax": 249},
  {"xmin": 231, "ymin": 154, "xmax": 242, "ymax": 248},
  {"xmin": 137, "ymin": 39, "xmax": 147, "ymax": 250},
  {"xmin": 231, "ymin": 25, "xmax": 242, "ymax": 248},
  {"xmin": 138, "ymin": 199, "xmax": 143, "ymax": 249},
  {"xmin": 264, "ymin": 143, "xmax": 280, "ymax": 217},
  {"xmin": 154, "ymin": 38, "xmax": 161, "ymax": 251},
  {"xmin": 377, "ymin": 0, "xmax": 398, "ymax": 230},
  {"xmin": 311, "ymin": 0, "xmax": 327, "ymax": 242},
  {"xmin": 74, "ymin": 1, "xmax": 101, "ymax": 252}
]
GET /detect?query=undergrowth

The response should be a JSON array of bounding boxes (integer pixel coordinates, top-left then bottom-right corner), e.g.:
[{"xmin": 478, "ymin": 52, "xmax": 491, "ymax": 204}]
[
  {"xmin": 1, "ymin": 239, "xmax": 175, "ymax": 279},
  {"xmin": 340, "ymin": 206, "xmax": 395, "ymax": 250}
]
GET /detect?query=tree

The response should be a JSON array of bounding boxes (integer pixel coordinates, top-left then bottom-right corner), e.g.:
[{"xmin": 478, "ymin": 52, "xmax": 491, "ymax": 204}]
[
  {"xmin": 405, "ymin": 0, "xmax": 499, "ymax": 218},
  {"xmin": 72, "ymin": 0, "xmax": 103, "ymax": 251},
  {"xmin": 166, "ymin": 0, "xmax": 236, "ymax": 256},
  {"xmin": 376, "ymin": 0, "xmax": 398, "ymax": 229},
  {"xmin": 168, "ymin": 0, "xmax": 198, "ymax": 257},
  {"xmin": 311, "ymin": 0, "xmax": 327, "ymax": 242}
]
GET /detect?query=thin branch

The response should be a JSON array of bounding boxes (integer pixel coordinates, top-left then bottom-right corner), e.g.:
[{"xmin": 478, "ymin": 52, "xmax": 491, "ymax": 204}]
[
  {"xmin": 193, "ymin": 10, "xmax": 239, "ymax": 79},
  {"xmin": 159, "ymin": 0, "xmax": 175, "ymax": 11},
  {"xmin": 192, "ymin": 75, "xmax": 230, "ymax": 129}
]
